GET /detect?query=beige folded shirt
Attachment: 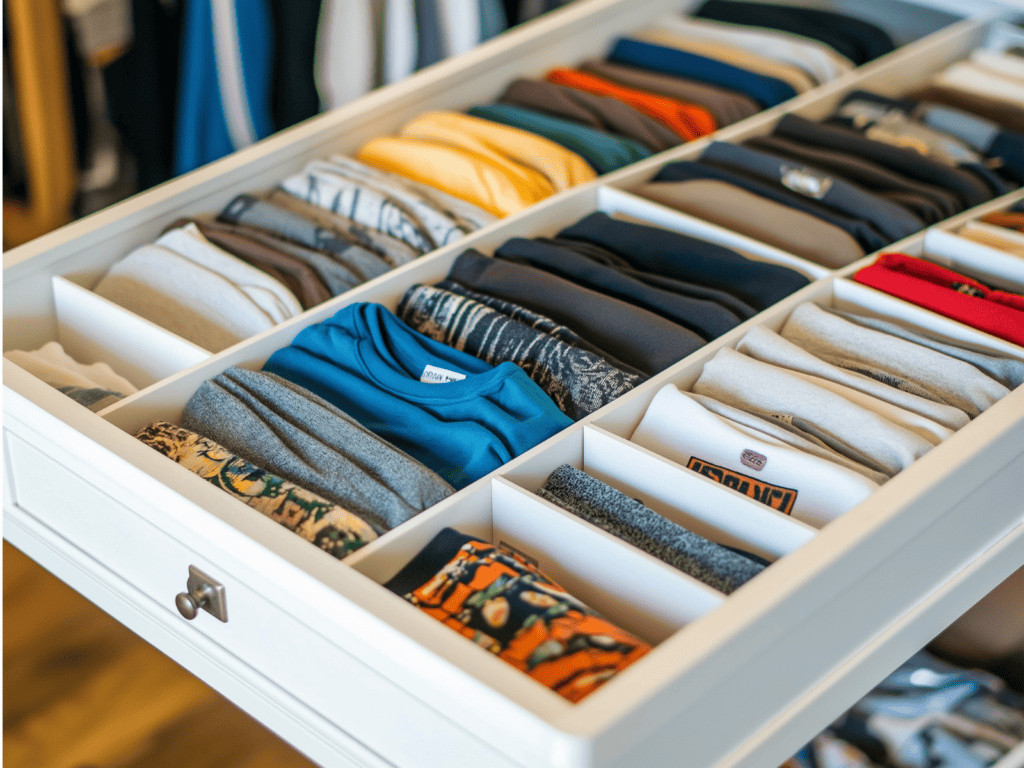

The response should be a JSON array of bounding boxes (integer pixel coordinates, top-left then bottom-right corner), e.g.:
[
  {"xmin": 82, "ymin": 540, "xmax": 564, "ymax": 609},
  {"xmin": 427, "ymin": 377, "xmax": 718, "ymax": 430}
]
[
  {"xmin": 633, "ymin": 27, "xmax": 817, "ymax": 94},
  {"xmin": 933, "ymin": 62, "xmax": 1024, "ymax": 109},
  {"xmin": 958, "ymin": 220, "xmax": 1024, "ymax": 258},
  {"xmin": 633, "ymin": 178, "xmax": 864, "ymax": 269}
]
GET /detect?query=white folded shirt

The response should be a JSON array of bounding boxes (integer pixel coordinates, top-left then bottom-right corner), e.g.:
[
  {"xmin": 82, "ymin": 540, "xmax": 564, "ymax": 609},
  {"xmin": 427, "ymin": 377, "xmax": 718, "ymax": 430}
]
[
  {"xmin": 5, "ymin": 341, "xmax": 138, "ymax": 395},
  {"xmin": 94, "ymin": 244, "xmax": 277, "ymax": 352},
  {"xmin": 632, "ymin": 385, "xmax": 880, "ymax": 528}
]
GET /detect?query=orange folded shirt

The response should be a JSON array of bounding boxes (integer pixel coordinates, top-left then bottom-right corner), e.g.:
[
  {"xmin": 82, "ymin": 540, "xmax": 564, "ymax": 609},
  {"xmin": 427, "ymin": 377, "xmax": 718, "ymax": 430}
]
[{"xmin": 545, "ymin": 67, "xmax": 717, "ymax": 140}]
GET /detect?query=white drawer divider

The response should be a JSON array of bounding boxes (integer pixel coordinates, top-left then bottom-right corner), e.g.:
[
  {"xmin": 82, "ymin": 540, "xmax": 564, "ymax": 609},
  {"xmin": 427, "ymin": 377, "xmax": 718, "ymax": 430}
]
[{"xmin": 582, "ymin": 425, "xmax": 816, "ymax": 562}]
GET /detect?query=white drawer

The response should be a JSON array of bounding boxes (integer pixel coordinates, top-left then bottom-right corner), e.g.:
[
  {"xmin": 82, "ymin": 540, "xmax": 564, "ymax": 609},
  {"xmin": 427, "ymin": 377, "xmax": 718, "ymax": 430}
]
[{"xmin": 5, "ymin": 1, "xmax": 1024, "ymax": 766}]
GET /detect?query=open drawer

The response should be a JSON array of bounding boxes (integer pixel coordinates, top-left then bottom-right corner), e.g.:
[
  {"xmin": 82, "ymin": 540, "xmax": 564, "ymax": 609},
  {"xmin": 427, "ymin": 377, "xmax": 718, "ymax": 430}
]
[{"xmin": 5, "ymin": 1, "xmax": 1024, "ymax": 767}]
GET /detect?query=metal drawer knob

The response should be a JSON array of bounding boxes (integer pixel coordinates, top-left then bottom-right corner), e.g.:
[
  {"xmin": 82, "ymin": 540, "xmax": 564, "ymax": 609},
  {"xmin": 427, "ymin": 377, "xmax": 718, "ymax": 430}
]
[{"xmin": 175, "ymin": 565, "xmax": 228, "ymax": 622}]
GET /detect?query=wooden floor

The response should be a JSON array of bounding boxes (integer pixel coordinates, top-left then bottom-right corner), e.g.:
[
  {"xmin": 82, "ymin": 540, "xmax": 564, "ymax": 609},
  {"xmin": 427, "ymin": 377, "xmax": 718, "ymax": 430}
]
[{"xmin": 3, "ymin": 542, "xmax": 321, "ymax": 768}]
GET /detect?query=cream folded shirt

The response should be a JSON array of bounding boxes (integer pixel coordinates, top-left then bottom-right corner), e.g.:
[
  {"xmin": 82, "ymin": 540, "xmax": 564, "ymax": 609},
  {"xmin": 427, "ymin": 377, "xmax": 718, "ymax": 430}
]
[
  {"xmin": 633, "ymin": 384, "xmax": 880, "ymax": 527},
  {"xmin": 633, "ymin": 26, "xmax": 817, "ymax": 93},
  {"xmin": 5, "ymin": 341, "xmax": 138, "ymax": 395},
  {"xmin": 648, "ymin": 14, "xmax": 854, "ymax": 84},
  {"xmin": 933, "ymin": 62, "xmax": 1024, "ymax": 109},
  {"xmin": 156, "ymin": 224, "xmax": 304, "ymax": 324}
]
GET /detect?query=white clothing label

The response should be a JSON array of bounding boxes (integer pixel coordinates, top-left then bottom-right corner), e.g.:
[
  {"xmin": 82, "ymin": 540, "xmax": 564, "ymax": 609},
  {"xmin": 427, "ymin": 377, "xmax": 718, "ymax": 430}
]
[{"xmin": 421, "ymin": 364, "xmax": 467, "ymax": 384}]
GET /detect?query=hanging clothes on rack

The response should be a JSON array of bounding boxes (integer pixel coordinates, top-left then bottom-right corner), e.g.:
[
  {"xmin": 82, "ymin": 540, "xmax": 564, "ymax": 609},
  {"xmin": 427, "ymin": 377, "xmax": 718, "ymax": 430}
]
[{"xmin": 174, "ymin": 0, "xmax": 275, "ymax": 175}]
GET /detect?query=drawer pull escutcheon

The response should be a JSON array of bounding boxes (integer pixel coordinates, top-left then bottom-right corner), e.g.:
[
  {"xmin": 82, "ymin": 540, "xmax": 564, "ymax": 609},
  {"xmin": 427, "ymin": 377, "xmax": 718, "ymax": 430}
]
[{"xmin": 175, "ymin": 565, "xmax": 228, "ymax": 622}]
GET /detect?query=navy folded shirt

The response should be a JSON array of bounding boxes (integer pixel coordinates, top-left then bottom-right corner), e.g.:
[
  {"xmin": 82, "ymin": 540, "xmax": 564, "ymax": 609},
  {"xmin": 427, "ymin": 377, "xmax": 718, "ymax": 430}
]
[
  {"xmin": 608, "ymin": 37, "xmax": 798, "ymax": 109},
  {"xmin": 495, "ymin": 237, "xmax": 744, "ymax": 340},
  {"xmin": 556, "ymin": 211, "xmax": 811, "ymax": 311}
]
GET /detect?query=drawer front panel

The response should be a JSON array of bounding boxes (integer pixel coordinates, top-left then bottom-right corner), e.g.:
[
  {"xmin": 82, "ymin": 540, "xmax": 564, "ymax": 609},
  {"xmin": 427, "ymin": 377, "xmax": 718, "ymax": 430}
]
[{"xmin": 4, "ymin": 429, "xmax": 528, "ymax": 768}]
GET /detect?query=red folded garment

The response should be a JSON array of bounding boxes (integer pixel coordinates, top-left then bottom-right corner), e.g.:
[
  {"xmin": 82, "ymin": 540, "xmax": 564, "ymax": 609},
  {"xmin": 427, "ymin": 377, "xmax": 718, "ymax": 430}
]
[{"xmin": 853, "ymin": 253, "xmax": 1024, "ymax": 346}]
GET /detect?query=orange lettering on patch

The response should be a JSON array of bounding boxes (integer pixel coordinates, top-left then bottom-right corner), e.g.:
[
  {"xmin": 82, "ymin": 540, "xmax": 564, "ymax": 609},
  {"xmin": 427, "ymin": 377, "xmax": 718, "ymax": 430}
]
[{"xmin": 686, "ymin": 457, "xmax": 797, "ymax": 515}]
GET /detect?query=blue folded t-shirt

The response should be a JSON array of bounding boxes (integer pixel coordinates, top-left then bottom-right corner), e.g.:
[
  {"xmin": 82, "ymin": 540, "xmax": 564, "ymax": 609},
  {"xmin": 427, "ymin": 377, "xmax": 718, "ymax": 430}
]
[{"xmin": 263, "ymin": 303, "xmax": 572, "ymax": 489}]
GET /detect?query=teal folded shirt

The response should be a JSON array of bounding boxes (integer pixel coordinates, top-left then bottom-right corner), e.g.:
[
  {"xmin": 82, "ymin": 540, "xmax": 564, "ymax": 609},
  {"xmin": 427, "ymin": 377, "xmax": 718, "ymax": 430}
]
[
  {"xmin": 263, "ymin": 303, "xmax": 572, "ymax": 489},
  {"xmin": 468, "ymin": 103, "xmax": 651, "ymax": 174}
]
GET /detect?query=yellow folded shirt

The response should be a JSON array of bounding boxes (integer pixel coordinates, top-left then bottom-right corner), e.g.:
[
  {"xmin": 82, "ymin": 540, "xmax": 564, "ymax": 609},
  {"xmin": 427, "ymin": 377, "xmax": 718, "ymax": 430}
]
[
  {"xmin": 356, "ymin": 136, "xmax": 550, "ymax": 217},
  {"xmin": 400, "ymin": 111, "xmax": 596, "ymax": 192},
  {"xmin": 634, "ymin": 27, "xmax": 817, "ymax": 94}
]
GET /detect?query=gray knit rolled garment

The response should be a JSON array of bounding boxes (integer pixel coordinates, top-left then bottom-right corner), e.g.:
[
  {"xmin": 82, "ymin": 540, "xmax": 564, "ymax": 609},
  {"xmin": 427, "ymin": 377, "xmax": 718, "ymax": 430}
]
[
  {"xmin": 781, "ymin": 302, "xmax": 1009, "ymax": 418},
  {"xmin": 182, "ymin": 367, "xmax": 454, "ymax": 534},
  {"xmin": 537, "ymin": 464, "xmax": 765, "ymax": 594},
  {"xmin": 398, "ymin": 284, "xmax": 643, "ymax": 420}
]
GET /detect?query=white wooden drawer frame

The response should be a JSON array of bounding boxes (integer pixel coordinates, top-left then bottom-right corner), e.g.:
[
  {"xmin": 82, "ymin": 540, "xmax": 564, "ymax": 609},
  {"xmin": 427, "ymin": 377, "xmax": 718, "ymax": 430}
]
[{"xmin": 5, "ymin": 2, "xmax": 1024, "ymax": 767}]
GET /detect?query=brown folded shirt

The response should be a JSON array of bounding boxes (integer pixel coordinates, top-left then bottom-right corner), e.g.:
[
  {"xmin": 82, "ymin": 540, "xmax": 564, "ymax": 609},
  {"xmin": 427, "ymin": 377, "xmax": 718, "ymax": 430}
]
[
  {"xmin": 579, "ymin": 59, "xmax": 760, "ymax": 127},
  {"xmin": 180, "ymin": 219, "xmax": 333, "ymax": 310},
  {"xmin": 498, "ymin": 78, "xmax": 681, "ymax": 153},
  {"xmin": 980, "ymin": 211, "xmax": 1024, "ymax": 232},
  {"xmin": 634, "ymin": 178, "xmax": 865, "ymax": 269}
]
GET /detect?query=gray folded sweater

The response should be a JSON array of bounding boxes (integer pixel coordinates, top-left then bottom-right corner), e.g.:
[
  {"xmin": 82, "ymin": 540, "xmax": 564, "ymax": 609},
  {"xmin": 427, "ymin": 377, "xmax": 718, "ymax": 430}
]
[{"xmin": 182, "ymin": 367, "xmax": 454, "ymax": 533}]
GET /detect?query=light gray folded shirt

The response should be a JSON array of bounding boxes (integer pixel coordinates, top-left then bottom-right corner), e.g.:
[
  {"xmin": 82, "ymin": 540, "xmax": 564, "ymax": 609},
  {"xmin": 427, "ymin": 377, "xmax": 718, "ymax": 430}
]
[
  {"xmin": 182, "ymin": 367, "xmax": 455, "ymax": 533},
  {"xmin": 781, "ymin": 302, "xmax": 1009, "ymax": 418},
  {"xmin": 736, "ymin": 325, "xmax": 970, "ymax": 431},
  {"xmin": 830, "ymin": 308, "xmax": 1024, "ymax": 391},
  {"xmin": 693, "ymin": 347, "xmax": 935, "ymax": 477}
]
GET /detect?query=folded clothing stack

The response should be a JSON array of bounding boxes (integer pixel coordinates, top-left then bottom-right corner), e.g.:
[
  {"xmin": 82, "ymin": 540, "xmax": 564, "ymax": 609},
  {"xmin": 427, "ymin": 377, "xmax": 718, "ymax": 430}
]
[
  {"xmin": 398, "ymin": 210, "xmax": 811, "ymax": 420},
  {"xmin": 4, "ymin": 341, "xmax": 139, "ymax": 412},
  {"xmin": 135, "ymin": 366, "xmax": 457, "ymax": 559},
  {"xmin": 89, "ymin": 155, "xmax": 496, "ymax": 352},
  {"xmin": 630, "ymin": 301, "xmax": 1022, "ymax": 528},
  {"xmin": 634, "ymin": 35, "xmax": 1023, "ymax": 270},
  {"xmin": 384, "ymin": 527, "xmax": 652, "ymax": 702},
  {"xmin": 355, "ymin": 0, "xmax": 894, "ymax": 217},
  {"xmin": 782, "ymin": 651, "xmax": 1024, "ymax": 768}
]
